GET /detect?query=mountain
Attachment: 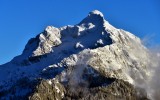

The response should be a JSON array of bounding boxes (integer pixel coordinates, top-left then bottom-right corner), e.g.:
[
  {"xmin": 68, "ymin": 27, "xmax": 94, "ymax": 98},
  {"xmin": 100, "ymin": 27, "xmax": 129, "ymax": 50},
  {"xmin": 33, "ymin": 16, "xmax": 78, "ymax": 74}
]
[{"xmin": 0, "ymin": 10, "xmax": 150, "ymax": 100}]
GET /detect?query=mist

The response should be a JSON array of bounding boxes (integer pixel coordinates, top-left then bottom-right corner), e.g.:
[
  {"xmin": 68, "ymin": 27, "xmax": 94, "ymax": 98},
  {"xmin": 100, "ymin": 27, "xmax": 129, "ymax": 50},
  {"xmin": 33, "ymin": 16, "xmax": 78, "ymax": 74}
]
[
  {"xmin": 145, "ymin": 46, "xmax": 160, "ymax": 100},
  {"xmin": 137, "ymin": 36, "xmax": 160, "ymax": 100},
  {"xmin": 62, "ymin": 51, "xmax": 92, "ymax": 95}
]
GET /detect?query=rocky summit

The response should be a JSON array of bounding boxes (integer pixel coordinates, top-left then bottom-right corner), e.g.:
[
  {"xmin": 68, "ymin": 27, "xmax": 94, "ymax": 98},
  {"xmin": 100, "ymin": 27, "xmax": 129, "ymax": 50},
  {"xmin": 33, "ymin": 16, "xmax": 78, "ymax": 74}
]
[{"xmin": 0, "ymin": 10, "xmax": 151, "ymax": 100}]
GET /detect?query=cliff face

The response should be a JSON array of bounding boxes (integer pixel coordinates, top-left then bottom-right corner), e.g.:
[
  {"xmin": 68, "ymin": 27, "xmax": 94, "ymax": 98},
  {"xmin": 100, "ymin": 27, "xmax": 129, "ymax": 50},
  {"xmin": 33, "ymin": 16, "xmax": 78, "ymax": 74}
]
[{"xmin": 0, "ymin": 10, "xmax": 150, "ymax": 100}]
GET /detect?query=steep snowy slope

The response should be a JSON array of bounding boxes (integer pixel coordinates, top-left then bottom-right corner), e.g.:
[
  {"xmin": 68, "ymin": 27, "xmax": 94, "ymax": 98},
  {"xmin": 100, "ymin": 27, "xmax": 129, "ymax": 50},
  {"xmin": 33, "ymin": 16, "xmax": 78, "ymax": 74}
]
[{"xmin": 0, "ymin": 10, "xmax": 150, "ymax": 99}]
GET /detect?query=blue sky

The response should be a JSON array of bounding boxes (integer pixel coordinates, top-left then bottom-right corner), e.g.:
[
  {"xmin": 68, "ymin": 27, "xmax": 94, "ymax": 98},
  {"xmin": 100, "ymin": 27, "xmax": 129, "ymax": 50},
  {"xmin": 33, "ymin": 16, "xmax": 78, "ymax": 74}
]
[{"xmin": 0, "ymin": 0, "xmax": 160, "ymax": 64}]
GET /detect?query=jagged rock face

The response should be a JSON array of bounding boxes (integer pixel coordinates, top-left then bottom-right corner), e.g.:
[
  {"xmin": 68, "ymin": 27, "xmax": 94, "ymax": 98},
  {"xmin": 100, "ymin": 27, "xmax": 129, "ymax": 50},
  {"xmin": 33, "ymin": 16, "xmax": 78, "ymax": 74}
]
[
  {"xmin": 29, "ymin": 79, "xmax": 148, "ymax": 100},
  {"xmin": 29, "ymin": 79, "xmax": 65, "ymax": 100},
  {"xmin": 0, "ymin": 10, "xmax": 150, "ymax": 99},
  {"xmin": 23, "ymin": 26, "xmax": 61, "ymax": 57}
]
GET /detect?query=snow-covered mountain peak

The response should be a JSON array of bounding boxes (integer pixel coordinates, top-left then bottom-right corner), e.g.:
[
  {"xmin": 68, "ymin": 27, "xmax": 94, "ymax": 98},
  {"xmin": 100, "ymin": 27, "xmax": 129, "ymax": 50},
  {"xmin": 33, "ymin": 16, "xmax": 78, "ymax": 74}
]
[
  {"xmin": 78, "ymin": 10, "xmax": 116, "ymax": 33},
  {"xmin": 89, "ymin": 10, "xmax": 104, "ymax": 17},
  {"xmin": 79, "ymin": 10, "xmax": 105, "ymax": 26},
  {"xmin": 16, "ymin": 10, "xmax": 115, "ymax": 62},
  {"xmin": 0, "ymin": 10, "xmax": 151, "ymax": 99}
]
